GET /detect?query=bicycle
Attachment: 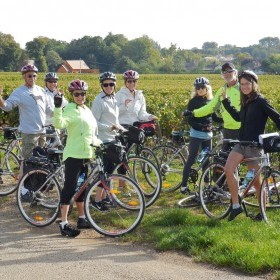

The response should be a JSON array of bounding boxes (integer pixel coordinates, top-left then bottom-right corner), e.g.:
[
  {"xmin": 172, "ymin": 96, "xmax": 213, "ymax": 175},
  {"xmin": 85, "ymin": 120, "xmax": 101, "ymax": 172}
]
[
  {"xmin": 199, "ymin": 139, "xmax": 280, "ymax": 222},
  {"xmin": 153, "ymin": 126, "xmax": 224, "ymax": 193},
  {"xmin": 0, "ymin": 127, "xmax": 21, "ymax": 196},
  {"xmin": 114, "ymin": 130, "xmax": 162, "ymax": 208},
  {"xmin": 17, "ymin": 144, "xmax": 145, "ymax": 237}
]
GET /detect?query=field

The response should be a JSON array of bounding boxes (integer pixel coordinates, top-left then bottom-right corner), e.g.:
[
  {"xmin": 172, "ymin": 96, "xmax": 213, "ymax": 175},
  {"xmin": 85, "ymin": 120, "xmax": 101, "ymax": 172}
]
[{"xmin": 1, "ymin": 73, "xmax": 280, "ymax": 135}]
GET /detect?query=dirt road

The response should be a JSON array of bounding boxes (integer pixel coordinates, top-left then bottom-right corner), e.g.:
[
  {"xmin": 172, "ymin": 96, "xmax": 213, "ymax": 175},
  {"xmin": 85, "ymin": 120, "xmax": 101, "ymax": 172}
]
[{"xmin": 0, "ymin": 196, "xmax": 268, "ymax": 280}]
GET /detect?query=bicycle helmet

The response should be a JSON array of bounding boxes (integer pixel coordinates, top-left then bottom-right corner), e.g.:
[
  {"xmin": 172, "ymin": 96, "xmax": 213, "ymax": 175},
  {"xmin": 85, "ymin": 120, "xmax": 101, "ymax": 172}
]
[
  {"xmin": 45, "ymin": 72, "xmax": 59, "ymax": 82},
  {"xmin": 21, "ymin": 64, "xmax": 38, "ymax": 74},
  {"xmin": 123, "ymin": 70, "xmax": 140, "ymax": 80},
  {"xmin": 68, "ymin": 79, "xmax": 88, "ymax": 92},
  {"xmin": 99, "ymin": 72, "xmax": 116, "ymax": 83},
  {"xmin": 238, "ymin": 70, "xmax": 258, "ymax": 83},
  {"xmin": 194, "ymin": 77, "xmax": 209, "ymax": 87}
]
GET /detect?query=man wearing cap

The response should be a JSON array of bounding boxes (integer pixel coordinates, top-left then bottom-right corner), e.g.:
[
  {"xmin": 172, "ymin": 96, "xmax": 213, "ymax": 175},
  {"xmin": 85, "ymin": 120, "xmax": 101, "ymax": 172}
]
[
  {"xmin": 185, "ymin": 62, "xmax": 241, "ymax": 144},
  {"xmin": 0, "ymin": 65, "xmax": 53, "ymax": 195}
]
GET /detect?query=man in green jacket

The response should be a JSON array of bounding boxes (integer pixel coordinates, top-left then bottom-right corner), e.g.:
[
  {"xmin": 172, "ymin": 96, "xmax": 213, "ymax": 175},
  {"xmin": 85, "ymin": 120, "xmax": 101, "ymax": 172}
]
[{"xmin": 185, "ymin": 62, "xmax": 241, "ymax": 144}]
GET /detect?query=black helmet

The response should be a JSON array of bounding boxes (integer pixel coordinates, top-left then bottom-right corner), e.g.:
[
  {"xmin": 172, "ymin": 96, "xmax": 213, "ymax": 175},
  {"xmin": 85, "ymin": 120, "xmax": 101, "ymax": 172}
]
[
  {"xmin": 45, "ymin": 72, "xmax": 59, "ymax": 82},
  {"xmin": 238, "ymin": 70, "xmax": 258, "ymax": 83},
  {"xmin": 194, "ymin": 77, "xmax": 209, "ymax": 87},
  {"xmin": 99, "ymin": 71, "xmax": 116, "ymax": 83}
]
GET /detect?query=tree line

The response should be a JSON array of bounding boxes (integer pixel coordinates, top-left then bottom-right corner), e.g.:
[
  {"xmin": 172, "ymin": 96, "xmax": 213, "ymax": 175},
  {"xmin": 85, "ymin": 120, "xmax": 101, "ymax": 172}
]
[{"xmin": 1, "ymin": 31, "xmax": 280, "ymax": 74}]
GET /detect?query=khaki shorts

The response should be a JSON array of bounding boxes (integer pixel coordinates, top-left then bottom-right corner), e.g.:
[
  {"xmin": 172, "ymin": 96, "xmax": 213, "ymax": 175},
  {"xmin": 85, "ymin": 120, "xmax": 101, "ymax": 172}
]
[
  {"xmin": 21, "ymin": 133, "xmax": 46, "ymax": 159},
  {"xmin": 232, "ymin": 143, "xmax": 263, "ymax": 165}
]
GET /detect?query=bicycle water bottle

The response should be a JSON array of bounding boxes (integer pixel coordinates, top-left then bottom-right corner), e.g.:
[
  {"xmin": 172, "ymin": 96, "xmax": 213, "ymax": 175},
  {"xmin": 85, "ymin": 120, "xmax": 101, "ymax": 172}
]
[
  {"xmin": 197, "ymin": 147, "xmax": 209, "ymax": 163},
  {"xmin": 242, "ymin": 168, "xmax": 255, "ymax": 187},
  {"xmin": 75, "ymin": 172, "xmax": 85, "ymax": 192}
]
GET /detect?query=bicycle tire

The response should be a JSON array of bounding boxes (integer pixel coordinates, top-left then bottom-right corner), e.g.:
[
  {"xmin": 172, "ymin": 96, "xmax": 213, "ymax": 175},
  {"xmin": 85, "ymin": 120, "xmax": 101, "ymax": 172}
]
[
  {"xmin": 114, "ymin": 156, "xmax": 162, "ymax": 208},
  {"xmin": 84, "ymin": 174, "xmax": 145, "ymax": 237},
  {"xmin": 0, "ymin": 147, "xmax": 20, "ymax": 196},
  {"xmin": 260, "ymin": 169, "xmax": 280, "ymax": 223},
  {"xmin": 152, "ymin": 144, "xmax": 186, "ymax": 192},
  {"xmin": 199, "ymin": 162, "xmax": 231, "ymax": 219},
  {"xmin": 17, "ymin": 168, "xmax": 61, "ymax": 227}
]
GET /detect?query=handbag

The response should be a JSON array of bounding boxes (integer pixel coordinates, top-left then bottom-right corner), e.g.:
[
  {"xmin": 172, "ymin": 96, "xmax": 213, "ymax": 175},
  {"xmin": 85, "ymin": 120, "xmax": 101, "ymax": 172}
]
[{"xmin": 133, "ymin": 120, "xmax": 156, "ymax": 136}]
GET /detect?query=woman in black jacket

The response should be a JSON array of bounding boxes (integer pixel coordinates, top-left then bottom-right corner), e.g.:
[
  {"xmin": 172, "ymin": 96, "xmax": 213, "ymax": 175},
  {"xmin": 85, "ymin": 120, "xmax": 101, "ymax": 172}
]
[
  {"xmin": 221, "ymin": 70, "xmax": 280, "ymax": 221},
  {"xmin": 181, "ymin": 77, "xmax": 222, "ymax": 194}
]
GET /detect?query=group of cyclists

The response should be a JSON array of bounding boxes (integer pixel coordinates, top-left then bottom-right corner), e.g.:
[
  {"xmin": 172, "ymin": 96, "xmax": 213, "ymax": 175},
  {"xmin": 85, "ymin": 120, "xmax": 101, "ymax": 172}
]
[
  {"xmin": 183, "ymin": 62, "xmax": 280, "ymax": 221},
  {"xmin": 0, "ymin": 66, "xmax": 156, "ymax": 237},
  {"xmin": 1, "ymin": 61, "xmax": 280, "ymax": 237}
]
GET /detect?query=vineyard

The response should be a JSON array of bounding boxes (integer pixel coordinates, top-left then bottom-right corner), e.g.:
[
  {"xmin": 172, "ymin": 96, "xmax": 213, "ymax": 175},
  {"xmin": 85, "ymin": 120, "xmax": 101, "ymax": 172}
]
[{"xmin": 1, "ymin": 73, "xmax": 280, "ymax": 136}]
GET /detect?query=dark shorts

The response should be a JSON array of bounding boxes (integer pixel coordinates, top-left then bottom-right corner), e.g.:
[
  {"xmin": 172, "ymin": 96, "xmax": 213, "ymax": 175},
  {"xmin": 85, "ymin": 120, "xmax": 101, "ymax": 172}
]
[{"xmin": 232, "ymin": 143, "xmax": 264, "ymax": 165}]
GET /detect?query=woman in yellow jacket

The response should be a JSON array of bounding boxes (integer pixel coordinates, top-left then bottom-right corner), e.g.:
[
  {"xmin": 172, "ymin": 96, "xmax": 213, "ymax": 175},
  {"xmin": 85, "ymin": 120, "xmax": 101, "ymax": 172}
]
[{"xmin": 53, "ymin": 79, "xmax": 101, "ymax": 238}]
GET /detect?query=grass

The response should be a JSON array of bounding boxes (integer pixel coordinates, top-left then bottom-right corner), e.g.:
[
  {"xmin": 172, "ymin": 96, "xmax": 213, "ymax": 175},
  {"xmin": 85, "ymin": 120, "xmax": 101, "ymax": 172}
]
[{"xmin": 120, "ymin": 192, "xmax": 280, "ymax": 278}]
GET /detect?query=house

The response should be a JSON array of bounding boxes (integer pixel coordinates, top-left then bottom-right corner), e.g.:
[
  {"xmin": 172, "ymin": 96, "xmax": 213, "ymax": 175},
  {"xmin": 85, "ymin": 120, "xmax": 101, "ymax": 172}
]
[{"xmin": 57, "ymin": 60, "xmax": 99, "ymax": 74}]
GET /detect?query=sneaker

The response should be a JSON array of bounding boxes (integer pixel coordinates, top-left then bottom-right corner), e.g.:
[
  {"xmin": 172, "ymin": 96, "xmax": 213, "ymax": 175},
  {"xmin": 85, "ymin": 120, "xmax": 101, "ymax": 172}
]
[
  {"xmin": 102, "ymin": 195, "xmax": 111, "ymax": 205},
  {"xmin": 180, "ymin": 186, "xmax": 191, "ymax": 195},
  {"xmin": 92, "ymin": 200, "xmax": 110, "ymax": 212},
  {"xmin": 77, "ymin": 218, "xmax": 91, "ymax": 229},
  {"xmin": 228, "ymin": 207, "xmax": 243, "ymax": 221},
  {"xmin": 21, "ymin": 191, "xmax": 33, "ymax": 203},
  {"xmin": 59, "ymin": 224, "xmax": 80, "ymax": 238}
]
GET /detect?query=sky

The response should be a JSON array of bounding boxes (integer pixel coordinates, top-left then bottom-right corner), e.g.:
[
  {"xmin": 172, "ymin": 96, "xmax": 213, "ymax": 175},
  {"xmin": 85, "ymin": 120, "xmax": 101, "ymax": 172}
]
[{"xmin": 1, "ymin": 0, "xmax": 279, "ymax": 50}]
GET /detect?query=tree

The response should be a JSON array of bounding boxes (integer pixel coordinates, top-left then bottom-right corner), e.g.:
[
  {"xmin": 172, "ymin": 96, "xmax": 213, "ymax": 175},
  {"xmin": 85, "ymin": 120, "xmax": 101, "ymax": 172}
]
[
  {"xmin": 259, "ymin": 37, "xmax": 280, "ymax": 49},
  {"xmin": 0, "ymin": 32, "xmax": 23, "ymax": 71},
  {"xmin": 202, "ymin": 42, "xmax": 219, "ymax": 55},
  {"xmin": 45, "ymin": 50, "xmax": 63, "ymax": 72}
]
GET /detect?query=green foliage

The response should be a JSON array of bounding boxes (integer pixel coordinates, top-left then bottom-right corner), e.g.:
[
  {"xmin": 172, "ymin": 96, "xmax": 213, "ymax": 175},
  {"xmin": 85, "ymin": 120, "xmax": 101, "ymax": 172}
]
[{"xmin": 1, "ymin": 73, "xmax": 280, "ymax": 136}]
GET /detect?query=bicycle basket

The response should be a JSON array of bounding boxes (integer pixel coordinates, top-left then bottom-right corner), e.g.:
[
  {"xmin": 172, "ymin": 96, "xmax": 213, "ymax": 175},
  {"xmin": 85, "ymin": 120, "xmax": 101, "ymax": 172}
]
[
  {"xmin": 262, "ymin": 135, "xmax": 280, "ymax": 153},
  {"xmin": 3, "ymin": 127, "xmax": 17, "ymax": 140},
  {"xmin": 133, "ymin": 120, "xmax": 156, "ymax": 137},
  {"xmin": 125, "ymin": 126, "xmax": 145, "ymax": 145},
  {"xmin": 103, "ymin": 142, "xmax": 125, "ymax": 164}
]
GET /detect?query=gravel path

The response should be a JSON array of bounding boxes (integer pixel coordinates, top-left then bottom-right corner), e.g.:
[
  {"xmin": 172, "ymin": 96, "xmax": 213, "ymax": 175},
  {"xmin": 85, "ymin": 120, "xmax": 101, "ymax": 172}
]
[{"xmin": 0, "ymin": 196, "xmax": 269, "ymax": 280}]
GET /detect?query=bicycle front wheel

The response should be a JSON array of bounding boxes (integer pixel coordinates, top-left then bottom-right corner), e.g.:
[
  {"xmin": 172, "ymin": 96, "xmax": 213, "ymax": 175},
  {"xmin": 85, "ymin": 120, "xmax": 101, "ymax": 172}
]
[
  {"xmin": 152, "ymin": 145, "xmax": 185, "ymax": 192},
  {"xmin": 0, "ymin": 147, "xmax": 20, "ymax": 196},
  {"xmin": 260, "ymin": 169, "xmax": 280, "ymax": 223},
  {"xmin": 17, "ymin": 168, "xmax": 61, "ymax": 227},
  {"xmin": 199, "ymin": 162, "xmax": 231, "ymax": 219},
  {"xmin": 84, "ymin": 174, "xmax": 145, "ymax": 237}
]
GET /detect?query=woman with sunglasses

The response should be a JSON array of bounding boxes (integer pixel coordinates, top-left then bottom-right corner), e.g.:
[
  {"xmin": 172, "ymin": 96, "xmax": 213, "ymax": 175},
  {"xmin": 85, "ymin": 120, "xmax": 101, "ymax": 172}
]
[
  {"xmin": 91, "ymin": 72, "xmax": 124, "ymax": 211},
  {"xmin": 115, "ymin": 70, "xmax": 157, "ymax": 127},
  {"xmin": 53, "ymin": 79, "xmax": 101, "ymax": 237},
  {"xmin": 181, "ymin": 77, "xmax": 222, "ymax": 194},
  {"xmin": 221, "ymin": 70, "xmax": 280, "ymax": 221}
]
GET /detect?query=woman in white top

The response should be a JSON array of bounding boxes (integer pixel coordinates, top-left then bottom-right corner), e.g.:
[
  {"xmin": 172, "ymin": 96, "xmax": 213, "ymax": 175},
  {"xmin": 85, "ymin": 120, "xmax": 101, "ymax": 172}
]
[{"xmin": 115, "ymin": 70, "xmax": 157, "ymax": 126}]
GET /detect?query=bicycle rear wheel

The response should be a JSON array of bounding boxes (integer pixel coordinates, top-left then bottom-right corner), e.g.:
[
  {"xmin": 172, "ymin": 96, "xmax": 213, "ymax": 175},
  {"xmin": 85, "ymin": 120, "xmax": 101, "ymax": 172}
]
[
  {"xmin": 152, "ymin": 145, "xmax": 185, "ymax": 192},
  {"xmin": 199, "ymin": 162, "xmax": 231, "ymax": 219},
  {"xmin": 0, "ymin": 147, "xmax": 20, "ymax": 196},
  {"xmin": 177, "ymin": 193, "xmax": 201, "ymax": 208},
  {"xmin": 17, "ymin": 168, "xmax": 61, "ymax": 227},
  {"xmin": 260, "ymin": 169, "xmax": 280, "ymax": 223},
  {"xmin": 84, "ymin": 174, "xmax": 145, "ymax": 237},
  {"xmin": 115, "ymin": 156, "xmax": 162, "ymax": 208}
]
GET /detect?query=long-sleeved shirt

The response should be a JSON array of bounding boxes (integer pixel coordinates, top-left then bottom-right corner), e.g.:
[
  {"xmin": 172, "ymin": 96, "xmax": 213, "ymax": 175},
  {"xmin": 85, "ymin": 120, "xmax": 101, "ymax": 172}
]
[
  {"xmin": 115, "ymin": 87, "xmax": 153, "ymax": 125},
  {"xmin": 193, "ymin": 83, "xmax": 241, "ymax": 130},
  {"xmin": 91, "ymin": 91, "xmax": 120, "ymax": 142},
  {"xmin": 53, "ymin": 103, "xmax": 101, "ymax": 161},
  {"xmin": 0, "ymin": 85, "xmax": 52, "ymax": 134},
  {"xmin": 222, "ymin": 94, "xmax": 280, "ymax": 142}
]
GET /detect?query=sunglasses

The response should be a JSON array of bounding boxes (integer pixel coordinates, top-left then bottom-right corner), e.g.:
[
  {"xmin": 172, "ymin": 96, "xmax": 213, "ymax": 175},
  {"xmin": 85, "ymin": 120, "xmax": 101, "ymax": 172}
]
[
  {"xmin": 102, "ymin": 83, "xmax": 115, "ymax": 87},
  {"xmin": 73, "ymin": 92, "xmax": 86, "ymax": 97},
  {"xmin": 47, "ymin": 80, "xmax": 57, "ymax": 83},
  {"xmin": 196, "ymin": 85, "xmax": 206, "ymax": 90},
  {"xmin": 126, "ymin": 80, "xmax": 137, "ymax": 84},
  {"xmin": 222, "ymin": 69, "xmax": 234, "ymax": 74},
  {"xmin": 28, "ymin": 74, "xmax": 37, "ymax": 78}
]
